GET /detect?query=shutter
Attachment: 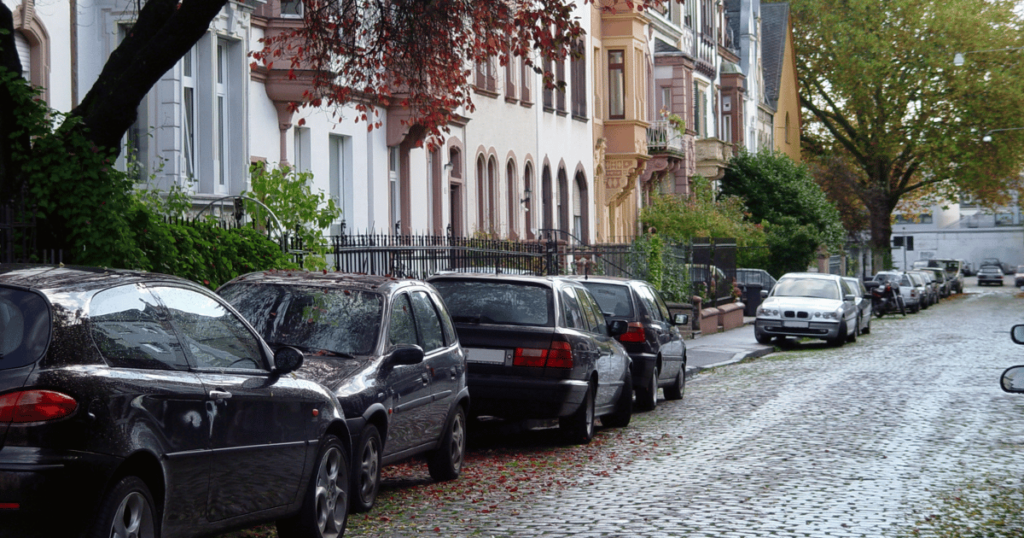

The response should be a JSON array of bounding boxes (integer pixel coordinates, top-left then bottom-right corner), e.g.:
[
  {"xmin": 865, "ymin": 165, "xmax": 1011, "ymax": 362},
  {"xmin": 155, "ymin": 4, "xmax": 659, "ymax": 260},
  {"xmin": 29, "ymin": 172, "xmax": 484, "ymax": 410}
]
[{"xmin": 15, "ymin": 32, "xmax": 31, "ymax": 76}]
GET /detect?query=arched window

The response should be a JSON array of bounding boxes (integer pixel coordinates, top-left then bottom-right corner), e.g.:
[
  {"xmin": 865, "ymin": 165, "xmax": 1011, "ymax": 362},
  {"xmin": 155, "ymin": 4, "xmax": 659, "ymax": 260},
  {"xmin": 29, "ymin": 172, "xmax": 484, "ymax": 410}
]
[
  {"xmin": 785, "ymin": 112, "xmax": 791, "ymax": 145},
  {"xmin": 573, "ymin": 172, "xmax": 589, "ymax": 244},
  {"xmin": 524, "ymin": 163, "xmax": 535, "ymax": 240},
  {"xmin": 558, "ymin": 167, "xmax": 569, "ymax": 235},
  {"xmin": 506, "ymin": 159, "xmax": 518, "ymax": 238},
  {"xmin": 541, "ymin": 165, "xmax": 553, "ymax": 233},
  {"xmin": 449, "ymin": 147, "xmax": 464, "ymax": 237},
  {"xmin": 487, "ymin": 156, "xmax": 498, "ymax": 233},
  {"xmin": 12, "ymin": 3, "xmax": 50, "ymax": 104},
  {"xmin": 476, "ymin": 155, "xmax": 487, "ymax": 231}
]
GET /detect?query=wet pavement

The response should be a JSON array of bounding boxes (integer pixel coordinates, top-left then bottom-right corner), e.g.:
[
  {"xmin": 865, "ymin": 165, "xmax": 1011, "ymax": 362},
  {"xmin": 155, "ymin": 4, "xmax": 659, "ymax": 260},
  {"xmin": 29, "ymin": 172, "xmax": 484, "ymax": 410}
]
[{"xmin": 227, "ymin": 279, "xmax": 1024, "ymax": 538}]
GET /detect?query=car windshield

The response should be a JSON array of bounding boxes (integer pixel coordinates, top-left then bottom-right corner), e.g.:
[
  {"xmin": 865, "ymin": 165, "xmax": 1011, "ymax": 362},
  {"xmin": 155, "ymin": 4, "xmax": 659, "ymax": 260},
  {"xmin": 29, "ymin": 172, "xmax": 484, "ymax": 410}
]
[
  {"xmin": 772, "ymin": 278, "xmax": 840, "ymax": 300},
  {"xmin": 431, "ymin": 280, "xmax": 553, "ymax": 327},
  {"xmin": 219, "ymin": 284, "xmax": 383, "ymax": 356},
  {"xmin": 581, "ymin": 282, "xmax": 634, "ymax": 317},
  {"xmin": 0, "ymin": 286, "xmax": 51, "ymax": 370}
]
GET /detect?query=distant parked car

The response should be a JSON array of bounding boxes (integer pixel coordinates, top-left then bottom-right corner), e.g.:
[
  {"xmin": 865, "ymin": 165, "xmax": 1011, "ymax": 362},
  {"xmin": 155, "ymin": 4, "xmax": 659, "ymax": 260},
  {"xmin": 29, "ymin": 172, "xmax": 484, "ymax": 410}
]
[
  {"xmin": 567, "ymin": 276, "xmax": 688, "ymax": 411},
  {"xmin": 917, "ymin": 267, "xmax": 951, "ymax": 298},
  {"xmin": 933, "ymin": 259, "xmax": 965, "ymax": 293},
  {"xmin": 841, "ymin": 276, "xmax": 872, "ymax": 336},
  {"xmin": 219, "ymin": 271, "xmax": 470, "ymax": 513},
  {"xmin": 427, "ymin": 273, "xmax": 634, "ymax": 444},
  {"xmin": 981, "ymin": 257, "xmax": 1014, "ymax": 275},
  {"xmin": 873, "ymin": 271, "xmax": 921, "ymax": 313},
  {"xmin": 0, "ymin": 265, "xmax": 352, "ymax": 538},
  {"xmin": 978, "ymin": 264, "xmax": 1005, "ymax": 286},
  {"xmin": 754, "ymin": 272, "xmax": 860, "ymax": 347},
  {"xmin": 909, "ymin": 270, "xmax": 939, "ymax": 306},
  {"xmin": 906, "ymin": 271, "xmax": 931, "ymax": 310},
  {"xmin": 1016, "ymin": 265, "xmax": 1024, "ymax": 287}
]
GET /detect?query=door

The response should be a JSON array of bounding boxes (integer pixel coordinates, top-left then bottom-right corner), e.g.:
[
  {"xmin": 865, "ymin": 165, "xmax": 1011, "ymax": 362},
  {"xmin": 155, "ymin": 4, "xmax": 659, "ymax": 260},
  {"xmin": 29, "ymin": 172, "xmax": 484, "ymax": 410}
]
[
  {"xmin": 152, "ymin": 285, "xmax": 313, "ymax": 522},
  {"xmin": 572, "ymin": 286, "xmax": 624, "ymax": 408},
  {"xmin": 409, "ymin": 290, "xmax": 459, "ymax": 443},
  {"xmin": 639, "ymin": 284, "xmax": 685, "ymax": 379},
  {"xmin": 384, "ymin": 293, "xmax": 434, "ymax": 455}
]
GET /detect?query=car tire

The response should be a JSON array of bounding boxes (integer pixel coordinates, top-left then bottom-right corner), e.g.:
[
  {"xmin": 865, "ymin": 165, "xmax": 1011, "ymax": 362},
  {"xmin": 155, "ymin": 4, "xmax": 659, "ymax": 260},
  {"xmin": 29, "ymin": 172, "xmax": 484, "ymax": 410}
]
[
  {"xmin": 91, "ymin": 476, "xmax": 157, "ymax": 538},
  {"xmin": 350, "ymin": 424, "xmax": 382, "ymax": 513},
  {"xmin": 277, "ymin": 434, "xmax": 348, "ymax": 538},
  {"xmin": 828, "ymin": 323, "xmax": 847, "ymax": 347},
  {"xmin": 427, "ymin": 406, "xmax": 467, "ymax": 482},
  {"xmin": 602, "ymin": 368, "xmax": 633, "ymax": 428},
  {"xmin": 755, "ymin": 330, "xmax": 772, "ymax": 345},
  {"xmin": 664, "ymin": 363, "xmax": 685, "ymax": 401},
  {"xmin": 560, "ymin": 383, "xmax": 595, "ymax": 444},
  {"xmin": 635, "ymin": 367, "xmax": 658, "ymax": 411},
  {"xmin": 862, "ymin": 316, "xmax": 871, "ymax": 334}
]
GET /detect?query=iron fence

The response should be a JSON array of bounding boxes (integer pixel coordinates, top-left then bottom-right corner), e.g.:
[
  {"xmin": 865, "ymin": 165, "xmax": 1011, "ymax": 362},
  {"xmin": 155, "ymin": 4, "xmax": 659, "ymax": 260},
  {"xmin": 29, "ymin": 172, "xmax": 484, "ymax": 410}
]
[{"xmin": 0, "ymin": 196, "xmax": 62, "ymax": 264}]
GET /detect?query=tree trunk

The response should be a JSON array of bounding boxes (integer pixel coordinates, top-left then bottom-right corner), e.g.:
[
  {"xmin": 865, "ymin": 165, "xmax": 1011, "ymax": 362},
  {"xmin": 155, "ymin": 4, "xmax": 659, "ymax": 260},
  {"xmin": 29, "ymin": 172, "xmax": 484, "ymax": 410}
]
[{"xmin": 864, "ymin": 185, "xmax": 896, "ymax": 272}]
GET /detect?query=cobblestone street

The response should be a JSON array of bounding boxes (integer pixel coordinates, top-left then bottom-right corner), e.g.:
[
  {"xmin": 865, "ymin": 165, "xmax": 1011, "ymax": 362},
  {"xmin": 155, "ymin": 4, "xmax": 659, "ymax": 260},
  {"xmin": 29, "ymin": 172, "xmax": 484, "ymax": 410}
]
[{"xmin": 331, "ymin": 284, "xmax": 1024, "ymax": 538}]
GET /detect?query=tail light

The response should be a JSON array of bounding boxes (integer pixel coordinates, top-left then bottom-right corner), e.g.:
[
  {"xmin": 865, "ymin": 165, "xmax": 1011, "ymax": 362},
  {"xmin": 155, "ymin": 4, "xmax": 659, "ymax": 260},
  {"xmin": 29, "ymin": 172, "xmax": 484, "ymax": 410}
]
[
  {"xmin": 0, "ymin": 390, "xmax": 78, "ymax": 424},
  {"xmin": 514, "ymin": 339, "xmax": 574, "ymax": 369},
  {"xmin": 617, "ymin": 322, "xmax": 646, "ymax": 343}
]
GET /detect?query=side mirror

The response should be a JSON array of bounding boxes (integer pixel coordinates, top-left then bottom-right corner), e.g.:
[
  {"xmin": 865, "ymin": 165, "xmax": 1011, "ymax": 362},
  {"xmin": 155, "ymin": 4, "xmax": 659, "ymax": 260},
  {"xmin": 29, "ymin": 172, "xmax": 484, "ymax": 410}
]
[
  {"xmin": 1001, "ymin": 365, "xmax": 1024, "ymax": 393},
  {"xmin": 760, "ymin": 290, "xmax": 768, "ymax": 299},
  {"xmin": 1012, "ymin": 324, "xmax": 1024, "ymax": 345},
  {"xmin": 608, "ymin": 319, "xmax": 628, "ymax": 337},
  {"xmin": 389, "ymin": 345, "xmax": 425, "ymax": 366},
  {"xmin": 844, "ymin": 294, "xmax": 856, "ymax": 302},
  {"xmin": 273, "ymin": 346, "xmax": 305, "ymax": 375},
  {"xmin": 673, "ymin": 313, "xmax": 689, "ymax": 326}
]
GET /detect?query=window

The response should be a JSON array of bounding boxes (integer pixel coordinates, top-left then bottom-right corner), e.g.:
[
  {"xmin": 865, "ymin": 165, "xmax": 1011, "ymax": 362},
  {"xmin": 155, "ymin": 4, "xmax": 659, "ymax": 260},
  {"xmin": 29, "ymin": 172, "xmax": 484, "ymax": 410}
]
[
  {"xmin": 785, "ymin": 112, "xmax": 791, "ymax": 145},
  {"xmin": 574, "ymin": 287, "xmax": 606, "ymax": 335},
  {"xmin": 281, "ymin": 0, "xmax": 303, "ymax": 18},
  {"xmin": 475, "ymin": 57, "xmax": 496, "ymax": 93},
  {"xmin": 560, "ymin": 288, "xmax": 586, "ymax": 330},
  {"xmin": 520, "ymin": 57, "xmax": 532, "ymax": 104},
  {"xmin": 570, "ymin": 40, "xmax": 587, "ymax": 118},
  {"xmin": 543, "ymin": 57, "xmax": 554, "ymax": 110},
  {"xmin": 388, "ymin": 294, "xmax": 419, "ymax": 347},
  {"xmin": 89, "ymin": 285, "xmax": 188, "ymax": 371},
  {"xmin": 329, "ymin": 135, "xmax": 352, "ymax": 235},
  {"xmin": 410, "ymin": 291, "xmax": 445, "ymax": 352},
  {"xmin": 119, "ymin": 23, "xmax": 149, "ymax": 183},
  {"xmin": 293, "ymin": 126, "xmax": 311, "ymax": 173},
  {"xmin": 556, "ymin": 57, "xmax": 566, "ymax": 113},
  {"xmin": 183, "ymin": 47, "xmax": 197, "ymax": 181},
  {"xmin": 431, "ymin": 280, "xmax": 554, "ymax": 327},
  {"xmin": 583, "ymin": 283, "xmax": 634, "ymax": 318},
  {"xmin": 723, "ymin": 114, "xmax": 732, "ymax": 143},
  {"xmin": 659, "ymin": 87, "xmax": 671, "ymax": 114},
  {"xmin": 608, "ymin": 51, "xmax": 625, "ymax": 119},
  {"xmin": 506, "ymin": 160, "xmax": 517, "ymax": 236},
  {"xmin": 215, "ymin": 41, "xmax": 227, "ymax": 190},
  {"xmin": 154, "ymin": 286, "xmax": 265, "ymax": 370},
  {"xmin": 505, "ymin": 51, "xmax": 517, "ymax": 99},
  {"xmin": 389, "ymin": 147, "xmax": 401, "ymax": 234}
]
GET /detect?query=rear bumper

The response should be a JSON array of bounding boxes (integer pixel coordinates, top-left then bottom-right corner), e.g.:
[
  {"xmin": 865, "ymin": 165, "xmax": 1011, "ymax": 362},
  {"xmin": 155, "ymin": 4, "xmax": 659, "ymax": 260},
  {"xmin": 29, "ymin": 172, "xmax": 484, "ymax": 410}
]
[
  {"xmin": 755, "ymin": 319, "xmax": 842, "ymax": 341},
  {"xmin": 0, "ymin": 447, "xmax": 119, "ymax": 536},
  {"xmin": 467, "ymin": 374, "xmax": 589, "ymax": 419}
]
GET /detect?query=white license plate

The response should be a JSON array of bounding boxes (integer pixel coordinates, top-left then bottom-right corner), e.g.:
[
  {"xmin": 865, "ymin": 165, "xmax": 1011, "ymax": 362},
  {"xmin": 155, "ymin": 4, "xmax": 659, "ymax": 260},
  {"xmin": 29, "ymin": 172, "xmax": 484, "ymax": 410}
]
[
  {"xmin": 466, "ymin": 348, "xmax": 507, "ymax": 364},
  {"xmin": 783, "ymin": 321, "xmax": 809, "ymax": 328}
]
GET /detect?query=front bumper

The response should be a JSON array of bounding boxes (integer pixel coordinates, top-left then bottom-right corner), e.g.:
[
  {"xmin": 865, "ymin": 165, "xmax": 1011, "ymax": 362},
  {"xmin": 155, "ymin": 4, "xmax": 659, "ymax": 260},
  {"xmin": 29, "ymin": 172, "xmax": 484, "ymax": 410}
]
[{"xmin": 755, "ymin": 318, "xmax": 842, "ymax": 341}]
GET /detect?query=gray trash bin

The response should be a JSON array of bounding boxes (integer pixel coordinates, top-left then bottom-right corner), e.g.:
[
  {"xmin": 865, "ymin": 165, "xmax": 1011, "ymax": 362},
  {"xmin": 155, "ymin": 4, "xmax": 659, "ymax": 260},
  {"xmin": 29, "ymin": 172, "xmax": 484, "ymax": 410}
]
[{"xmin": 743, "ymin": 284, "xmax": 763, "ymax": 317}]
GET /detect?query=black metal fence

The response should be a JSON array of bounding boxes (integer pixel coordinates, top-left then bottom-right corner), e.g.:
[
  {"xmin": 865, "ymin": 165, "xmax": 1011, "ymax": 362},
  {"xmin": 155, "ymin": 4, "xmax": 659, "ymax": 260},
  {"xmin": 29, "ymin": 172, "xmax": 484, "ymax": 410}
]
[{"xmin": 0, "ymin": 196, "xmax": 62, "ymax": 265}]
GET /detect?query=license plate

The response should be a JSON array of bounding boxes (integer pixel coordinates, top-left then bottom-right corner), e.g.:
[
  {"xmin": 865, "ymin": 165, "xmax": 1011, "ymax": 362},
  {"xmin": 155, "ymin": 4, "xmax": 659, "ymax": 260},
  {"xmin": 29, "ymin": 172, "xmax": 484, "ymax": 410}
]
[
  {"xmin": 466, "ymin": 348, "xmax": 507, "ymax": 364},
  {"xmin": 783, "ymin": 321, "xmax": 809, "ymax": 328}
]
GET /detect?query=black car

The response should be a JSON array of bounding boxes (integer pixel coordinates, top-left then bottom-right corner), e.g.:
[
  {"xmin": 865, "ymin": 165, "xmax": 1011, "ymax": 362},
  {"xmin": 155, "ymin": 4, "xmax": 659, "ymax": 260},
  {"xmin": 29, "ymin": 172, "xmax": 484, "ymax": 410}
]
[
  {"xmin": 977, "ymin": 264, "xmax": 1005, "ymax": 286},
  {"xmin": 427, "ymin": 273, "xmax": 633, "ymax": 444},
  {"xmin": 0, "ymin": 265, "xmax": 351, "ymax": 538},
  {"xmin": 219, "ymin": 271, "xmax": 469, "ymax": 513},
  {"xmin": 567, "ymin": 276, "xmax": 688, "ymax": 411}
]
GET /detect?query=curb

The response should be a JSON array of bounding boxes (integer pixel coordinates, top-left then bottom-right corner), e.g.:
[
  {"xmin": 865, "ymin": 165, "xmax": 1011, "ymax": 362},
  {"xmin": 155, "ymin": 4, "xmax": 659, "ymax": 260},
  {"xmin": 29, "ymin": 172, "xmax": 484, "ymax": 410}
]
[{"xmin": 684, "ymin": 345, "xmax": 776, "ymax": 379}]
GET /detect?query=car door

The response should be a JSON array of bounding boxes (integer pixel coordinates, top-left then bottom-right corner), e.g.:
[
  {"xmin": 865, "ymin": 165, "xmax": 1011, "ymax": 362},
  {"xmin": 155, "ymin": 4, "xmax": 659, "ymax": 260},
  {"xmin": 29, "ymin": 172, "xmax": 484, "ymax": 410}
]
[
  {"xmin": 635, "ymin": 284, "xmax": 684, "ymax": 381},
  {"xmin": 573, "ymin": 286, "xmax": 625, "ymax": 408},
  {"xmin": 408, "ymin": 289, "xmax": 457, "ymax": 444},
  {"xmin": 383, "ymin": 292, "xmax": 434, "ymax": 455},
  {"xmin": 87, "ymin": 284, "xmax": 212, "ymax": 531},
  {"xmin": 151, "ymin": 285, "xmax": 313, "ymax": 522}
]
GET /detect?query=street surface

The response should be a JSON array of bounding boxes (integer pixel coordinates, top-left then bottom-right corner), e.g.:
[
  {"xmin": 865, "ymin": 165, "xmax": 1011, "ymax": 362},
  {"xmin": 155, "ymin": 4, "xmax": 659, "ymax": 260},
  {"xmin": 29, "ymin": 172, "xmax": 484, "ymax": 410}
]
[{"xmin": 229, "ymin": 277, "xmax": 1024, "ymax": 538}]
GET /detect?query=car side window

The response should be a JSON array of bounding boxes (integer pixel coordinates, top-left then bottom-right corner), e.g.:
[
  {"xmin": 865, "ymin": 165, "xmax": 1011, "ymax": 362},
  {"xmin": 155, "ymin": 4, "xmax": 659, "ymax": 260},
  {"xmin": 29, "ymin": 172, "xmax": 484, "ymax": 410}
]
[
  {"xmin": 89, "ymin": 284, "xmax": 189, "ymax": 371},
  {"xmin": 575, "ymin": 287, "xmax": 607, "ymax": 335},
  {"xmin": 388, "ymin": 293, "xmax": 419, "ymax": 347},
  {"xmin": 410, "ymin": 291, "xmax": 445, "ymax": 352},
  {"xmin": 428, "ymin": 291, "xmax": 458, "ymax": 346},
  {"xmin": 645, "ymin": 285, "xmax": 671, "ymax": 321},
  {"xmin": 153, "ymin": 286, "xmax": 266, "ymax": 371},
  {"xmin": 635, "ymin": 285, "xmax": 663, "ymax": 323},
  {"xmin": 559, "ymin": 288, "xmax": 586, "ymax": 330}
]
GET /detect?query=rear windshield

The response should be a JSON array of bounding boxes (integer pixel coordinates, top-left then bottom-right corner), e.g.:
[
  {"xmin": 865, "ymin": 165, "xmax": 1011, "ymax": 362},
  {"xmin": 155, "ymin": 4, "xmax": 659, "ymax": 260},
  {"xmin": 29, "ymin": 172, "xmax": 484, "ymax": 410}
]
[
  {"xmin": 773, "ymin": 278, "xmax": 839, "ymax": 300},
  {"xmin": 219, "ymin": 284, "xmax": 384, "ymax": 356},
  {"xmin": 0, "ymin": 287, "xmax": 51, "ymax": 371},
  {"xmin": 431, "ymin": 280, "xmax": 553, "ymax": 327},
  {"xmin": 581, "ymin": 283, "xmax": 633, "ymax": 317}
]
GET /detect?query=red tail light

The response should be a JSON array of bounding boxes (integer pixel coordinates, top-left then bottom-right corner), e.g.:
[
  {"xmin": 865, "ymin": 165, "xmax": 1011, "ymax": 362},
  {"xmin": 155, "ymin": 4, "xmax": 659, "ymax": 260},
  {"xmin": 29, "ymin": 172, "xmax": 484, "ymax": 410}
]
[
  {"xmin": 0, "ymin": 390, "xmax": 78, "ymax": 424},
  {"xmin": 617, "ymin": 322, "xmax": 646, "ymax": 343},
  {"xmin": 514, "ymin": 340, "xmax": 574, "ymax": 369}
]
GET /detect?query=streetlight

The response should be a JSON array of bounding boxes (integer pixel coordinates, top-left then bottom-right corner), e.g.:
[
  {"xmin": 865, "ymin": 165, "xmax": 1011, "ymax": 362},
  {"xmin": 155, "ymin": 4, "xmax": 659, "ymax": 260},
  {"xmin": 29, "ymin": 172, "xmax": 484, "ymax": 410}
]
[
  {"xmin": 982, "ymin": 127, "xmax": 1024, "ymax": 142},
  {"xmin": 953, "ymin": 46, "xmax": 1024, "ymax": 66}
]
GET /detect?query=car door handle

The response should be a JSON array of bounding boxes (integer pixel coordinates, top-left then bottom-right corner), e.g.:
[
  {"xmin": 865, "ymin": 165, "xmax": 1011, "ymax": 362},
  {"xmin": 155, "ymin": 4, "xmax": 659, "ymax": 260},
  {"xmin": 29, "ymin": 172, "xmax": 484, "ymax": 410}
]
[{"xmin": 209, "ymin": 389, "xmax": 232, "ymax": 400}]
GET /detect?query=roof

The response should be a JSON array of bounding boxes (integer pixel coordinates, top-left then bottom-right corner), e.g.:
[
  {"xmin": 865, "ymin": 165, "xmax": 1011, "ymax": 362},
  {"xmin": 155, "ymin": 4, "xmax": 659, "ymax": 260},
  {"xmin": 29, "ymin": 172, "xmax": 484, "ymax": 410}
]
[
  {"xmin": 779, "ymin": 272, "xmax": 841, "ymax": 281},
  {"xmin": 0, "ymin": 264, "xmax": 185, "ymax": 294},
  {"xmin": 220, "ymin": 270, "xmax": 417, "ymax": 294},
  {"xmin": 760, "ymin": 2, "xmax": 791, "ymax": 110},
  {"xmin": 654, "ymin": 38, "xmax": 682, "ymax": 55}
]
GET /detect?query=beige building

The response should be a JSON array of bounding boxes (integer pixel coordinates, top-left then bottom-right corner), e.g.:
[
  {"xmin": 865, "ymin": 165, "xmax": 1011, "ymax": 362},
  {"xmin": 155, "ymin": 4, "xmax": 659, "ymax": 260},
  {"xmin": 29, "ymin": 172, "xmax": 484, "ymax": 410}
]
[{"xmin": 762, "ymin": 2, "xmax": 802, "ymax": 162}]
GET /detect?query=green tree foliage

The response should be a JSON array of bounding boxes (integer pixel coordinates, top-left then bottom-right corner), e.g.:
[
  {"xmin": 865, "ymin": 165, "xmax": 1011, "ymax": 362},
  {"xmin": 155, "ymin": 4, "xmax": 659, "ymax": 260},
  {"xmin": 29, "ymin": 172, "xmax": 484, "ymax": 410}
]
[
  {"xmin": 789, "ymin": 0, "xmax": 1024, "ymax": 258},
  {"xmin": 245, "ymin": 162, "xmax": 341, "ymax": 271},
  {"xmin": 641, "ymin": 176, "xmax": 767, "ymax": 246},
  {"xmin": 721, "ymin": 150, "xmax": 845, "ymax": 276}
]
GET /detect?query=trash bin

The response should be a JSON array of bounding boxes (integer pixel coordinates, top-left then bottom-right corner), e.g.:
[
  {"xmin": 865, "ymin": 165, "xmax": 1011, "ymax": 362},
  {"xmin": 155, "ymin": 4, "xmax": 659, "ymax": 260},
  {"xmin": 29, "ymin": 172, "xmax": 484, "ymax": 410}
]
[{"xmin": 743, "ymin": 284, "xmax": 763, "ymax": 317}]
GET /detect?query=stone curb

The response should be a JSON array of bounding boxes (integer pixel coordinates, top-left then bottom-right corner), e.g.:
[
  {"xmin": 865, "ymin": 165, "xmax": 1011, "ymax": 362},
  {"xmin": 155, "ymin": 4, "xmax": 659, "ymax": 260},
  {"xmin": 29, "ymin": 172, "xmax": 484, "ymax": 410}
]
[{"xmin": 684, "ymin": 345, "xmax": 776, "ymax": 379}]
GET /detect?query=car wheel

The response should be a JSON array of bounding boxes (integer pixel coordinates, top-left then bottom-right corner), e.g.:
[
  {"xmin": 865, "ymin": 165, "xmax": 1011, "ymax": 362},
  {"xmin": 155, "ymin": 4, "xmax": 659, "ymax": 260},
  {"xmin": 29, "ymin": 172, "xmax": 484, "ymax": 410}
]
[
  {"xmin": 350, "ymin": 424, "xmax": 382, "ymax": 513},
  {"xmin": 602, "ymin": 368, "xmax": 633, "ymax": 428},
  {"xmin": 755, "ymin": 330, "xmax": 772, "ymax": 345},
  {"xmin": 664, "ymin": 363, "xmax": 686, "ymax": 401},
  {"xmin": 277, "ymin": 434, "xmax": 348, "ymax": 538},
  {"xmin": 91, "ymin": 476, "xmax": 157, "ymax": 538},
  {"xmin": 828, "ymin": 323, "xmax": 847, "ymax": 347},
  {"xmin": 560, "ymin": 383, "xmax": 595, "ymax": 444},
  {"xmin": 862, "ymin": 315, "xmax": 871, "ymax": 334},
  {"xmin": 635, "ymin": 367, "xmax": 658, "ymax": 411},
  {"xmin": 427, "ymin": 406, "xmax": 466, "ymax": 482}
]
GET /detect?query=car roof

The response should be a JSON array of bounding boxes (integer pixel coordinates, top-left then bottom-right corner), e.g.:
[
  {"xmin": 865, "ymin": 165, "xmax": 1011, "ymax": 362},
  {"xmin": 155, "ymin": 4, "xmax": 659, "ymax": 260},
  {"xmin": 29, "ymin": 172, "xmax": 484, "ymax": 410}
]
[
  {"xmin": 779, "ymin": 272, "xmax": 840, "ymax": 281},
  {"xmin": 0, "ymin": 264, "xmax": 192, "ymax": 294},
  {"xmin": 563, "ymin": 275, "xmax": 640, "ymax": 286},
  {"xmin": 220, "ymin": 270, "xmax": 422, "ymax": 293},
  {"xmin": 427, "ymin": 272, "xmax": 566, "ymax": 287}
]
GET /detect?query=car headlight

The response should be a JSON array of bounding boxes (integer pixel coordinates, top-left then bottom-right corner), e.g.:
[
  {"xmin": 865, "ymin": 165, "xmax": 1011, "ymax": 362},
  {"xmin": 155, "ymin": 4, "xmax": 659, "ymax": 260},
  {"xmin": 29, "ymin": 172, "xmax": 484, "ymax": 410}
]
[{"xmin": 756, "ymin": 306, "xmax": 779, "ymax": 317}]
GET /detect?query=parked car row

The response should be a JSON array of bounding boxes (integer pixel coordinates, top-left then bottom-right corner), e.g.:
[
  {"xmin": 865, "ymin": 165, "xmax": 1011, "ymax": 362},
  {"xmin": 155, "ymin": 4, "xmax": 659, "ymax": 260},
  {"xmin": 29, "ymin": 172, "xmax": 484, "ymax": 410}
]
[{"xmin": 0, "ymin": 264, "xmax": 689, "ymax": 538}]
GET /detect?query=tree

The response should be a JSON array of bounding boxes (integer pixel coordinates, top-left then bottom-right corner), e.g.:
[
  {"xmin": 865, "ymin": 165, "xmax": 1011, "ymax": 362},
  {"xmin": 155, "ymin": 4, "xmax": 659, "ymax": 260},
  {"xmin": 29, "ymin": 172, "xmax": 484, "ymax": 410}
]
[
  {"xmin": 720, "ymin": 149, "xmax": 845, "ymax": 276},
  {"xmin": 790, "ymin": 0, "xmax": 1024, "ymax": 265}
]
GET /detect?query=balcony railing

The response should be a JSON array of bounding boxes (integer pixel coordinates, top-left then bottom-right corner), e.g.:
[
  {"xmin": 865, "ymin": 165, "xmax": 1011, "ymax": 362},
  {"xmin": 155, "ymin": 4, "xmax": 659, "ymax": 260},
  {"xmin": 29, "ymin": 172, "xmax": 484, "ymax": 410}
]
[{"xmin": 647, "ymin": 120, "xmax": 685, "ymax": 154}]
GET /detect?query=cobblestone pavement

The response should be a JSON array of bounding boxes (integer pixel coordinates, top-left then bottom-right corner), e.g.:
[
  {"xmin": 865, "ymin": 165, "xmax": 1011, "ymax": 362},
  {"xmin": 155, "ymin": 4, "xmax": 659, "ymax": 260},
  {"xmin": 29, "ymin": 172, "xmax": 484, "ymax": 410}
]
[{"xmin": 228, "ymin": 284, "xmax": 1024, "ymax": 538}]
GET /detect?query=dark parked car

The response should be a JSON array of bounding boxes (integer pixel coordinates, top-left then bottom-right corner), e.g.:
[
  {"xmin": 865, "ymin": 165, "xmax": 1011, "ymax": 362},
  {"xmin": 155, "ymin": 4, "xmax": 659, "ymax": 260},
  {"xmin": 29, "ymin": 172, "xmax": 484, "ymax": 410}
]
[
  {"xmin": 977, "ymin": 264, "xmax": 1005, "ymax": 286},
  {"xmin": 0, "ymin": 265, "xmax": 351, "ymax": 538},
  {"xmin": 1015, "ymin": 265, "xmax": 1024, "ymax": 287},
  {"xmin": 427, "ymin": 273, "xmax": 633, "ymax": 443},
  {"xmin": 980, "ymin": 257, "xmax": 1013, "ymax": 275},
  {"xmin": 567, "ymin": 276, "xmax": 688, "ymax": 411},
  {"xmin": 219, "ymin": 271, "xmax": 470, "ymax": 513}
]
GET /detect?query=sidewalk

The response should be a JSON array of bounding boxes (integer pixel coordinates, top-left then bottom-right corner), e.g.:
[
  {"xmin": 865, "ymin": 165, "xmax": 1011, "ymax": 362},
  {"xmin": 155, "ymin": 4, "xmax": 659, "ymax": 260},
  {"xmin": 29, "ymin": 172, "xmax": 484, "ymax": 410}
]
[{"xmin": 683, "ymin": 316, "xmax": 775, "ymax": 379}]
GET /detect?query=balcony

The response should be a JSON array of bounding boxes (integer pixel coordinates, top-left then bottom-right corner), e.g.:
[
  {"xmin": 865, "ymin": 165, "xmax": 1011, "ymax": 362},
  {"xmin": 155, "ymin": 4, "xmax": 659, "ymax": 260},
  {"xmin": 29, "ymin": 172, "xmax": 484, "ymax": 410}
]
[
  {"xmin": 647, "ymin": 121, "xmax": 685, "ymax": 156},
  {"xmin": 695, "ymin": 138, "xmax": 734, "ymax": 180}
]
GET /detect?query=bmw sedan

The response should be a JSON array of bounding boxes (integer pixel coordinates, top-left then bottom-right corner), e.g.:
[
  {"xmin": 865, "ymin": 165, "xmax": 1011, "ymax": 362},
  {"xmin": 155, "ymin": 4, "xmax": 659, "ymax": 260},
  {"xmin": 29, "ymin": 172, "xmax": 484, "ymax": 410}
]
[
  {"xmin": 754, "ymin": 272, "xmax": 859, "ymax": 347},
  {"xmin": 0, "ymin": 265, "xmax": 351, "ymax": 538}
]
